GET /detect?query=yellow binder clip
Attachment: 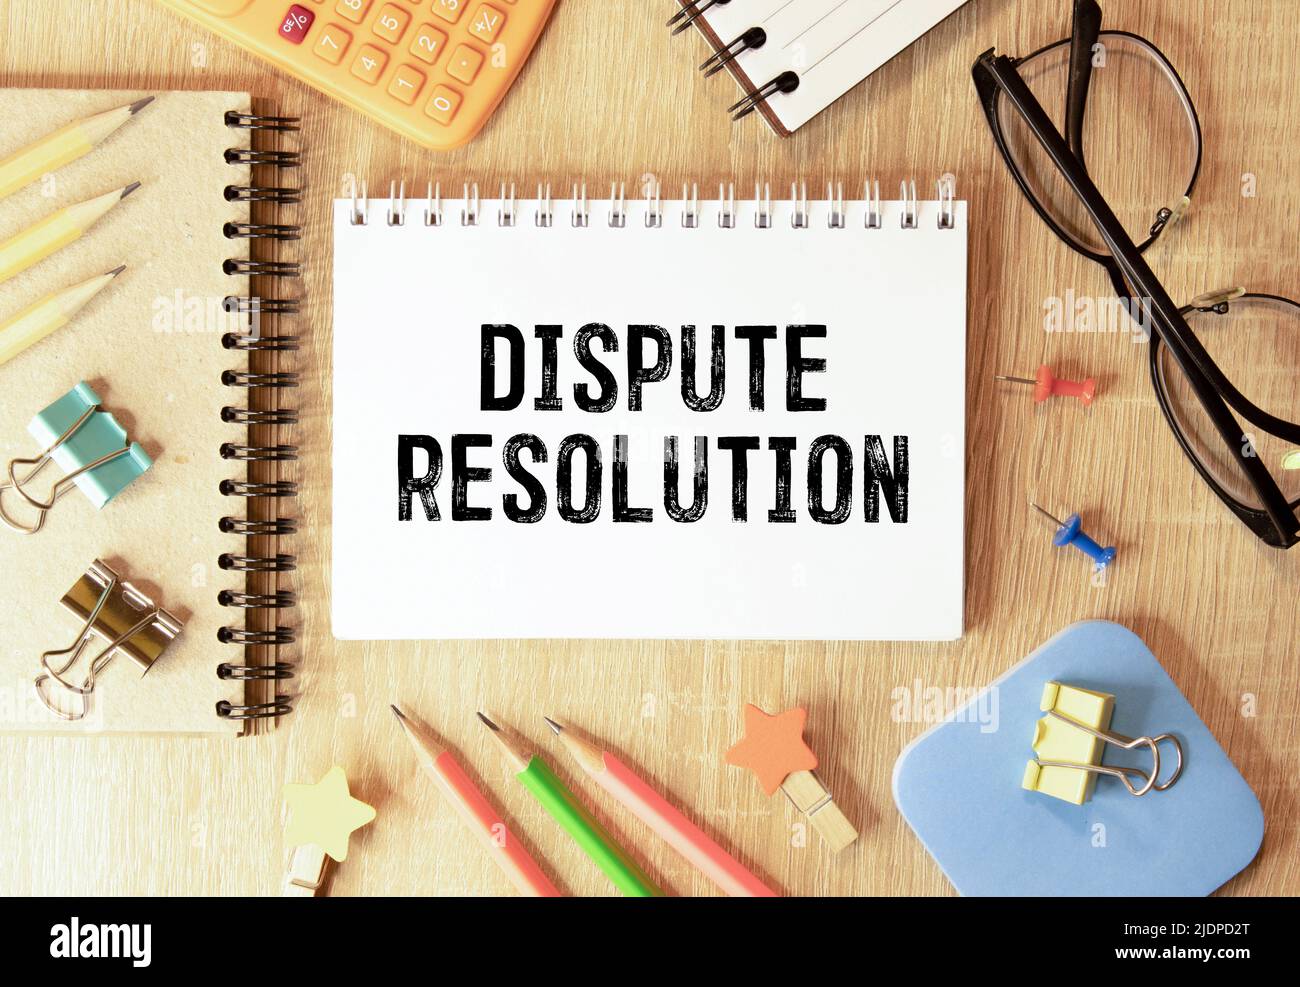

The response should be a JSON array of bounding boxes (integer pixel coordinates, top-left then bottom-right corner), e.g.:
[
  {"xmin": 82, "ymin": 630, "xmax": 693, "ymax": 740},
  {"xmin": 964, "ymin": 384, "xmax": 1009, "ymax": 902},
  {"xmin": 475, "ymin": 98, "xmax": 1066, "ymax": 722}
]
[{"xmin": 1022, "ymin": 682, "xmax": 1183, "ymax": 804}]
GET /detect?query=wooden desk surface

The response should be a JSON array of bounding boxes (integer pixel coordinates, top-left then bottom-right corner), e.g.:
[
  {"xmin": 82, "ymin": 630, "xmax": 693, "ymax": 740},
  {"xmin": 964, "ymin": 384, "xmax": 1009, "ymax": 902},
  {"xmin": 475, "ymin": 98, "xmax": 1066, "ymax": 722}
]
[{"xmin": 2, "ymin": 0, "xmax": 1296, "ymax": 897}]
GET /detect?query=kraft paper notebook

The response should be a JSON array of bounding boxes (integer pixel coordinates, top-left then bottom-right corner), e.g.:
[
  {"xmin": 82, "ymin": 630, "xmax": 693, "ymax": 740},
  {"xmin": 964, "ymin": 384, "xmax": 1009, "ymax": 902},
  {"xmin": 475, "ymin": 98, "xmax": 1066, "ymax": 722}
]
[
  {"xmin": 333, "ymin": 181, "xmax": 966, "ymax": 640},
  {"xmin": 0, "ymin": 90, "xmax": 300, "ymax": 734}
]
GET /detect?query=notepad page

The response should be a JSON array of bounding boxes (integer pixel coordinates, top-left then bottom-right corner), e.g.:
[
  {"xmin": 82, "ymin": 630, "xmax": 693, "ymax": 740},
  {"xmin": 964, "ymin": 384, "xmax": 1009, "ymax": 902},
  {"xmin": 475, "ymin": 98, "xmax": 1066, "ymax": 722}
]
[
  {"xmin": 701, "ymin": 0, "xmax": 969, "ymax": 133},
  {"xmin": 332, "ymin": 193, "xmax": 966, "ymax": 641},
  {"xmin": 0, "ymin": 90, "xmax": 249, "ymax": 735}
]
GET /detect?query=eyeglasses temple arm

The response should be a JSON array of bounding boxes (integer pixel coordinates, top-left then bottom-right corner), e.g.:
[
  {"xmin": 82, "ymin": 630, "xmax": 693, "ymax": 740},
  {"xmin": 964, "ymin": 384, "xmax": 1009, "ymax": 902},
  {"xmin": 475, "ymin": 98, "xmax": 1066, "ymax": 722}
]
[
  {"xmin": 981, "ymin": 51, "xmax": 1300, "ymax": 543},
  {"xmin": 1065, "ymin": 0, "xmax": 1103, "ymax": 157}
]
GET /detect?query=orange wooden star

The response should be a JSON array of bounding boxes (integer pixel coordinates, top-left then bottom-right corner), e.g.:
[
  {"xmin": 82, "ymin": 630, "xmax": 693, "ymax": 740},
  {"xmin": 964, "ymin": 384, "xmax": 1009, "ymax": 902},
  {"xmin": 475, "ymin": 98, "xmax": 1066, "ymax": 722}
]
[{"xmin": 725, "ymin": 704, "xmax": 819, "ymax": 795}]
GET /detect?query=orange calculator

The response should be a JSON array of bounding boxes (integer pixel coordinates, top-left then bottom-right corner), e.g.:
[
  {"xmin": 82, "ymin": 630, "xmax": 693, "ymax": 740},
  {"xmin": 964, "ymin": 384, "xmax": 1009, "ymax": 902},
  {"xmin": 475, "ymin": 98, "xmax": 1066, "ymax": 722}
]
[{"xmin": 155, "ymin": 1, "xmax": 558, "ymax": 149}]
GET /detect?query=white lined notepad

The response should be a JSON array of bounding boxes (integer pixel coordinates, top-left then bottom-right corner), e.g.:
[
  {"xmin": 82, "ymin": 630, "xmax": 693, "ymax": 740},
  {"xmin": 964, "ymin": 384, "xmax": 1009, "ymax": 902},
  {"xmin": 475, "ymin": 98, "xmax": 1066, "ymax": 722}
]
[{"xmin": 684, "ymin": 0, "xmax": 969, "ymax": 134}]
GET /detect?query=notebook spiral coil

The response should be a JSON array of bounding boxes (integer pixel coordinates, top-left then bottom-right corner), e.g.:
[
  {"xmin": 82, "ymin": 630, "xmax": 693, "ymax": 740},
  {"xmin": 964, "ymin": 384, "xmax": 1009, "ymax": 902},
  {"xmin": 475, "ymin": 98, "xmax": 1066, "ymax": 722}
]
[
  {"xmin": 216, "ymin": 110, "xmax": 300, "ymax": 723},
  {"xmin": 346, "ymin": 177, "xmax": 958, "ymax": 231}
]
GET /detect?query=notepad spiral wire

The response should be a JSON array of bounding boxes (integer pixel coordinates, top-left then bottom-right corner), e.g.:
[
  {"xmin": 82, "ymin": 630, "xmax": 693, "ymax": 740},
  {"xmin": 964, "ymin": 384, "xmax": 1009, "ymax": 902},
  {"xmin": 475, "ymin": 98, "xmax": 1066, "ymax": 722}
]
[
  {"xmin": 345, "ymin": 176, "xmax": 958, "ymax": 230},
  {"xmin": 215, "ymin": 111, "xmax": 301, "ymax": 725}
]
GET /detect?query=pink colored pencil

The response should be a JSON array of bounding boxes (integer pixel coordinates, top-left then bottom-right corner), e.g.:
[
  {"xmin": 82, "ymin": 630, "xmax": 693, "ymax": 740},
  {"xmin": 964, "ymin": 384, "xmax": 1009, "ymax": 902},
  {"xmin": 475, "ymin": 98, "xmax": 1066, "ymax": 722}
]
[
  {"xmin": 392, "ymin": 705, "xmax": 561, "ymax": 897},
  {"xmin": 544, "ymin": 716, "xmax": 778, "ymax": 897}
]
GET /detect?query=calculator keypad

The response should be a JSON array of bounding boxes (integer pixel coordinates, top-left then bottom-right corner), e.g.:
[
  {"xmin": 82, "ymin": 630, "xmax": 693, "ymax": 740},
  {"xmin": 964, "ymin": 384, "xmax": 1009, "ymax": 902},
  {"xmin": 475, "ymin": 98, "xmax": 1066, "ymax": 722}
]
[
  {"xmin": 371, "ymin": 3, "xmax": 410, "ymax": 44},
  {"xmin": 431, "ymin": 0, "xmax": 465, "ymax": 25},
  {"xmin": 279, "ymin": 4, "xmax": 314, "ymax": 43},
  {"xmin": 165, "ymin": 0, "xmax": 557, "ymax": 149},
  {"xmin": 335, "ymin": 0, "xmax": 372, "ymax": 25},
  {"xmin": 350, "ymin": 42, "xmax": 388, "ymax": 84},
  {"xmin": 409, "ymin": 23, "xmax": 448, "ymax": 64},
  {"xmin": 446, "ymin": 44, "xmax": 483, "ymax": 84},
  {"xmin": 425, "ymin": 84, "xmax": 462, "ymax": 124},
  {"xmin": 468, "ymin": 4, "xmax": 505, "ymax": 43},
  {"xmin": 313, "ymin": 23, "xmax": 352, "ymax": 63},
  {"xmin": 387, "ymin": 64, "xmax": 425, "ymax": 104}
]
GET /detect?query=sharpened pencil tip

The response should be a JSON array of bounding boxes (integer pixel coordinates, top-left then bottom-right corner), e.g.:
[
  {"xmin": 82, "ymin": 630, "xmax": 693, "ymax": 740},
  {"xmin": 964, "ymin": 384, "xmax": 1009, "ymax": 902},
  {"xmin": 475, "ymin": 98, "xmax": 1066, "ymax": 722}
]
[
  {"xmin": 390, "ymin": 704, "xmax": 407, "ymax": 722},
  {"xmin": 542, "ymin": 716, "xmax": 564, "ymax": 735},
  {"xmin": 128, "ymin": 96, "xmax": 155, "ymax": 115},
  {"xmin": 476, "ymin": 711, "xmax": 499, "ymax": 731},
  {"xmin": 106, "ymin": 265, "xmax": 126, "ymax": 278},
  {"xmin": 121, "ymin": 181, "xmax": 141, "ymax": 199}
]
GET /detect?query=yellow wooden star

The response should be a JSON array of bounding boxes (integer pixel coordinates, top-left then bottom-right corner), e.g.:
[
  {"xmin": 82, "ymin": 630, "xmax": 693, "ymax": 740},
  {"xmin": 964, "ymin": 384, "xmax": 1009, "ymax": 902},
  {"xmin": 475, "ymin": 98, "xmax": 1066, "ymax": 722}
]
[{"xmin": 283, "ymin": 766, "xmax": 376, "ymax": 862}]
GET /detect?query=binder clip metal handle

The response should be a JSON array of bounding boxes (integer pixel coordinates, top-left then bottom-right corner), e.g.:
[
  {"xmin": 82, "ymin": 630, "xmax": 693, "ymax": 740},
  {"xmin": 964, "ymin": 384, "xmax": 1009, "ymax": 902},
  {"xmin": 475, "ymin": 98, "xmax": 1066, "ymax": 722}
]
[
  {"xmin": 1036, "ymin": 709, "xmax": 1185, "ymax": 796},
  {"xmin": 34, "ymin": 559, "xmax": 183, "ymax": 721},
  {"xmin": 1, "ymin": 405, "xmax": 133, "ymax": 534},
  {"xmin": 0, "ymin": 383, "xmax": 151, "ymax": 535}
]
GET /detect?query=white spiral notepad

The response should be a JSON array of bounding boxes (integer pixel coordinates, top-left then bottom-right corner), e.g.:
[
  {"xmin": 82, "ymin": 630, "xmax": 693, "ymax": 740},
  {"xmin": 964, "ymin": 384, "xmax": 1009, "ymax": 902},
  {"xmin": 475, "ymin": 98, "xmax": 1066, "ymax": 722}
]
[
  {"xmin": 333, "ymin": 181, "xmax": 966, "ymax": 641},
  {"xmin": 679, "ymin": 0, "xmax": 969, "ymax": 135}
]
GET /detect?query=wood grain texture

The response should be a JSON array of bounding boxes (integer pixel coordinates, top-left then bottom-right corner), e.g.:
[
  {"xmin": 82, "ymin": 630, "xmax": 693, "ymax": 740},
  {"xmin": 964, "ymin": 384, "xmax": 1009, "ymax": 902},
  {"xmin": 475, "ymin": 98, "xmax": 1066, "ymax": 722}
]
[{"xmin": 1, "ymin": 0, "xmax": 1296, "ymax": 896}]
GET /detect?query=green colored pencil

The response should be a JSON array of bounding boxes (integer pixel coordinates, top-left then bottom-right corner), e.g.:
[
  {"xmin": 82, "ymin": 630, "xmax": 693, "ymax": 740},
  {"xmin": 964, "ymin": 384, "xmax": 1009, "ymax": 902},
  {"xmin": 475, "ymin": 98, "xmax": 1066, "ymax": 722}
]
[{"xmin": 477, "ymin": 712, "xmax": 662, "ymax": 897}]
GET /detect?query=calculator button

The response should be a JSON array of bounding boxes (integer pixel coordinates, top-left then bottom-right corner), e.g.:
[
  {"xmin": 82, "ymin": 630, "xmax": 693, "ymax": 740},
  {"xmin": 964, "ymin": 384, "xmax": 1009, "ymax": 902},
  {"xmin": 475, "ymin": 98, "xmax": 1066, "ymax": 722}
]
[
  {"xmin": 313, "ymin": 23, "xmax": 352, "ymax": 63},
  {"xmin": 469, "ymin": 4, "xmax": 505, "ymax": 43},
  {"xmin": 424, "ymin": 84, "xmax": 462, "ymax": 124},
  {"xmin": 408, "ymin": 23, "xmax": 448, "ymax": 65},
  {"xmin": 446, "ymin": 44, "xmax": 484, "ymax": 84},
  {"xmin": 431, "ymin": 0, "xmax": 465, "ymax": 24},
  {"xmin": 351, "ymin": 43, "xmax": 389, "ymax": 84},
  {"xmin": 278, "ymin": 5, "xmax": 315, "ymax": 43},
  {"xmin": 387, "ymin": 65, "xmax": 425, "ymax": 105},
  {"xmin": 335, "ymin": 0, "xmax": 372, "ymax": 25},
  {"xmin": 372, "ymin": 3, "xmax": 411, "ymax": 44}
]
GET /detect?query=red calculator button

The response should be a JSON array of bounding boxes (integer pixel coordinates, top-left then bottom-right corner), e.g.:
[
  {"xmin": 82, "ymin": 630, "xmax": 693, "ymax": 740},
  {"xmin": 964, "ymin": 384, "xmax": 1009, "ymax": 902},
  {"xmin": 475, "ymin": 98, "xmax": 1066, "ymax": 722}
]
[{"xmin": 279, "ymin": 5, "xmax": 316, "ymax": 43}]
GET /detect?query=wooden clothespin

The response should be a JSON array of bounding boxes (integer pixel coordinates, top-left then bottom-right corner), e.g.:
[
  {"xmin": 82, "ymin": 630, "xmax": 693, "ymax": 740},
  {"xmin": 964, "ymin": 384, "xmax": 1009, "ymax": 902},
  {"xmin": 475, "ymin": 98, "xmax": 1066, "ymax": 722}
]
[
  {"xmin": 281, "ymin": 766, "xmax": 377, "ymax": 897},
  {"xmin": 725, "ymin": 704, "xmax": 859, "ymax": 853}
]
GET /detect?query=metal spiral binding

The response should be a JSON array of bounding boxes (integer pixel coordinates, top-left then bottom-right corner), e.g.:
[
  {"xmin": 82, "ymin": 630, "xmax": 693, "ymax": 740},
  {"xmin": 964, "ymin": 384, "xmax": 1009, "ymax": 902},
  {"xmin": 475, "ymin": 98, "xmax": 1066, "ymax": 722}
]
[
  {"xmin": 700, "ymin": 26, "xmax": 766, "ymax": 78},
  {"xmin": 347, "ymin": 176, "xmax": 959, "ymax": 231},
  {"xmin": 218, "ymin": 109, "xmax": 301, "ymax": 721},
  {"xmin": 670, "ymin": 2, "xmax": 813, "ymax": 125},
  {"xmin": 225, "ymin": 147, "xmax": 301, "ymax": 168},
  {"xmin": 728, "ymin": 70, "xmax": 799, "ymax": 121},
  {"xmin": 667, "ymin": 0, "xmax": 730, "ymax": 36}
]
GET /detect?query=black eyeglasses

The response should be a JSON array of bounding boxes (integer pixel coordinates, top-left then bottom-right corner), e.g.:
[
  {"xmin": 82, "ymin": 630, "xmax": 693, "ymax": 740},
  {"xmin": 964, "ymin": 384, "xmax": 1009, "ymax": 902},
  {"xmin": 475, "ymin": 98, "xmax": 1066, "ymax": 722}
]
[{"xmin": 973, "ymin": 0, "xmax": 1300, "ymax": 548}]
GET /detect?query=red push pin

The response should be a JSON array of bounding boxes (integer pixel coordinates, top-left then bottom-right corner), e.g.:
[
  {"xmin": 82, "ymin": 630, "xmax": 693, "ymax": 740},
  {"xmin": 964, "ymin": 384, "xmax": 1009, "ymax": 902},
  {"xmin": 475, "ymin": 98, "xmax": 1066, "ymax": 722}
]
[{"xmin": 995, "ymin": 365, "xmax": 1097, "ymax": 406}]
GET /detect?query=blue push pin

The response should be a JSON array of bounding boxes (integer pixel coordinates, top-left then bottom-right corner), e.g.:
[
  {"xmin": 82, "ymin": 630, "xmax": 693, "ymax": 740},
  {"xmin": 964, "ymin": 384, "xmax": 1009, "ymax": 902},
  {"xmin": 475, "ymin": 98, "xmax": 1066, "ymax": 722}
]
[{"xmin": 1032, "ymin": 503, "xmax": 1116, "ymax": 570}]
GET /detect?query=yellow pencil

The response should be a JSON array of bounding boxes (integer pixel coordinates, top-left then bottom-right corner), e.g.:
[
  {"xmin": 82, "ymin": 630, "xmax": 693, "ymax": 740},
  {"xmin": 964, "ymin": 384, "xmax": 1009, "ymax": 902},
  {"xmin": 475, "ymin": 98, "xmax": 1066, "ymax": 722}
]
[
  {"xmin": 0, "ymin": 97, "xmax": 154, "ymax": 201},
  {"xmin": 0, "ymin": 183, "xmax": 140, "ymax": 285},
  {"xmin": 0, "ymin": 266, "xmax": 125, "ymax": 367}
]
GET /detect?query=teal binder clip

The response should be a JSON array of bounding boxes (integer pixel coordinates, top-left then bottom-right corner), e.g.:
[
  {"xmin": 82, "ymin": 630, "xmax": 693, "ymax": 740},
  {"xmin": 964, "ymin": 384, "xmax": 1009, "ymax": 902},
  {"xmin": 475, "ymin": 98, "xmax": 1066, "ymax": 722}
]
[{"xmin": 0, "ymin": 382, "xmax": 152, "ymax": 534}]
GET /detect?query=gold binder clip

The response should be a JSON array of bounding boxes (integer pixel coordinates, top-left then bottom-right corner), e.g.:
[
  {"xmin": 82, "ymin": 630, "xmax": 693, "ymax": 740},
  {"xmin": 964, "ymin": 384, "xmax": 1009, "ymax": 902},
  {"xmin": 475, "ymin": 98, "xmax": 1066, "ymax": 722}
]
[{"xmin": 34, "ymin": 559, "xmax": 184, "ymax": 721}]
